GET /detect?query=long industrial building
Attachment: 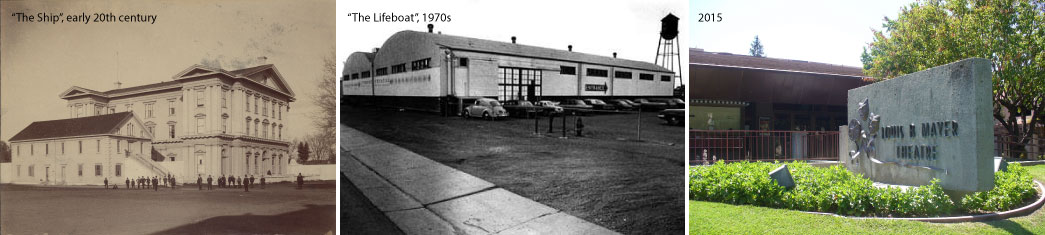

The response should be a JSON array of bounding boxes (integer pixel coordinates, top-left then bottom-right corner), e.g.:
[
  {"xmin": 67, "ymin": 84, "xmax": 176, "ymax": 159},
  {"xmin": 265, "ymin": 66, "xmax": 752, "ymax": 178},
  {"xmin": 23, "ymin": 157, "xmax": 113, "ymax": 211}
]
[{"xmin": 342, "ymin": 27, "xmax": 676, "ymax": 113}]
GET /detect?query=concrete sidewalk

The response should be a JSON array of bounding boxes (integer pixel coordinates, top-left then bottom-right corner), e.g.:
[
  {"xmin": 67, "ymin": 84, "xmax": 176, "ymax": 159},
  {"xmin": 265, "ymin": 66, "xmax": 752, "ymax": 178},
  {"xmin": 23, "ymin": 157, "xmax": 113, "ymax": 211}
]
[{"xmin": 341, "ymin": 125, "xmax": 619, "ymax": 235}]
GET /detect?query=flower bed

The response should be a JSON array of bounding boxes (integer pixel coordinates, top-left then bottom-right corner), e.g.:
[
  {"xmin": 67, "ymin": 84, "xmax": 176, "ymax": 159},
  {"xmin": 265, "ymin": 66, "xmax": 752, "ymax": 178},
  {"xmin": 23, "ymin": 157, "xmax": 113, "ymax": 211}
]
[{"xmin": 690, "ymin": 161, "xmax": 1039, "ymax": 217}]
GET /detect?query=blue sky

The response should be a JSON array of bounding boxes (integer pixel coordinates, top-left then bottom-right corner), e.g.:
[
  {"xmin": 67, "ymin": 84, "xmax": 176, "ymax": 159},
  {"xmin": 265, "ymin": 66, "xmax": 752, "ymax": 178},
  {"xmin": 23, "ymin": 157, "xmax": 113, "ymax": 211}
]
[{"xmin": 690, "ymin": 0, "xmax": 915, "ymax": 67}]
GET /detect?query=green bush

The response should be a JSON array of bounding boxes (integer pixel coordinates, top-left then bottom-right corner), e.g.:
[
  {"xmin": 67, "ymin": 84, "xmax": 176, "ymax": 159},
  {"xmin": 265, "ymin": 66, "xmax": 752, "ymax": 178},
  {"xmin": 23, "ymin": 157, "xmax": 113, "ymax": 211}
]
[
  {"xmin": 691, "ymin": 161, "xmax": 1037, "ymax": 217},
  {"xmin": 960, "ymin": 164, "xmax": 1037, "ymax": 212}
]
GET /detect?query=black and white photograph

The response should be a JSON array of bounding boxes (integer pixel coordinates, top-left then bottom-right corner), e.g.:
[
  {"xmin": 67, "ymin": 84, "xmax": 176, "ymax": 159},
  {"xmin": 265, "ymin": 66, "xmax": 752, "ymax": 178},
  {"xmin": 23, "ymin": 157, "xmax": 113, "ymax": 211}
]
[
  {"xmin": 339, "ymin": 0, "xmax": 687, "ymax": 234},
  {"xmin": 0, "ymin": 0, "xmax": 337, "ymax": 234}
]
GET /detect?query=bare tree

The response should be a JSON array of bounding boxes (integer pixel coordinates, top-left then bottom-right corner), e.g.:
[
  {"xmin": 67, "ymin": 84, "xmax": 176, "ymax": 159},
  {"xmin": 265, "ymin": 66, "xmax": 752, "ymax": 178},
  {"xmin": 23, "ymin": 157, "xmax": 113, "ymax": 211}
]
[{"xmin": 306, "ymin": 49, "xmax": 337, "ymax": 164}]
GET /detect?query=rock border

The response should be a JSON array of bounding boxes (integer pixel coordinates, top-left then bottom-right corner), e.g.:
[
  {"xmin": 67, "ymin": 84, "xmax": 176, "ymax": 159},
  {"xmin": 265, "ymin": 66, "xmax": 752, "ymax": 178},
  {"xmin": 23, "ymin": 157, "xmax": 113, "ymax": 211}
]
[{"xmin": 803, "ymin": 180, "xmax": 1045, "ymax": 223}]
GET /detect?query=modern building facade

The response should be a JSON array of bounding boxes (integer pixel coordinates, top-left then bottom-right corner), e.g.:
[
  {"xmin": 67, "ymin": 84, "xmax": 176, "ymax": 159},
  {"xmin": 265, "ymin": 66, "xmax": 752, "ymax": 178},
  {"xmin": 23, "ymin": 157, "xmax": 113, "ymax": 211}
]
[
  {"xmin": 689, "ymin": 48, "xmax": 871, "ymax": 131},
  {"xmin": 8, "ymin": 64, "xmax": 296, "ymax": 184},
  {"xmin": 343, "ymin": 28, "xmax": 676, "ymax": 113}
]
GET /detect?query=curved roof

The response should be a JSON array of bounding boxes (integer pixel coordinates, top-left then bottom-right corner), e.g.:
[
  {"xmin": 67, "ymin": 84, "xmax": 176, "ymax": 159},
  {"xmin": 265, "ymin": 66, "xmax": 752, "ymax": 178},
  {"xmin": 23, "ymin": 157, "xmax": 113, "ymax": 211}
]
[
  {"xmin": 342, "ymin": 52, "xmax": 374, "ymax": 77},
  {"xmin": 369, "ymin": 30, "xmax": 672, "ymax": 73},
  {"xmin": 690, "ymin": 48, "xmax": 865, "ymax": 77}
]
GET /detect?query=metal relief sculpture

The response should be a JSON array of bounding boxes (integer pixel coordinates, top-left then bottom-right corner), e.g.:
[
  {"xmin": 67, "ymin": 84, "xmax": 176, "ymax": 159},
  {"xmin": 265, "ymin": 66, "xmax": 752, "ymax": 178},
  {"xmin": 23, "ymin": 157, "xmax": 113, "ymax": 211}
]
[{"xmin": 848, "ymin": 98, "xmax": 879, "ymax": 165}]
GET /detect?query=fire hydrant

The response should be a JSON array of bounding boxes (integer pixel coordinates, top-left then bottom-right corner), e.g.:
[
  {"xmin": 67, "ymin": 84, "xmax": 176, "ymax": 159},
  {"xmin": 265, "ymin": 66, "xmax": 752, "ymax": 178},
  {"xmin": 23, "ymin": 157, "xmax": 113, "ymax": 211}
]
[{"xmin": 575, "ymin": 117, "xmax": 584, "ymax": 137}]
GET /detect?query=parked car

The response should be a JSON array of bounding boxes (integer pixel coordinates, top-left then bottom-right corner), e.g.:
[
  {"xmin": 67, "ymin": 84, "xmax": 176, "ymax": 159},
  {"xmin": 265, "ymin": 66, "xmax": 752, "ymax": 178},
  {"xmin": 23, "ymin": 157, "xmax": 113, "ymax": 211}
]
[
  {"xmin": 502, "ymin": 100, "xmax": 540, "ymax": 117},
  {"xmin": 609, "ymin": 99, "xmax": 639, "ymax": 110},
  {"xmin": 652, "ymin": 98, "xmax": 685, "ymax": 109},
  {"xmin": 583, "ymin": 99, "xmax": 617, "ymax": 110},
  {"xmin": 534, "ymin": 100, "xmax": 565, "ymax": 115},
  {"xmin": 658, "ymin": 109, "xmax": 684, "ymax": 126},
  {"xmin": 633, "ymin": 99, "xmax": 669, "ymax": 111},
  {"xmin": 463, "ymin": 98, "xmax": 508, "ymax": 120},
  {"xmin": 558, "ymin": 99, "xmax": 593, "ymax": 115}
]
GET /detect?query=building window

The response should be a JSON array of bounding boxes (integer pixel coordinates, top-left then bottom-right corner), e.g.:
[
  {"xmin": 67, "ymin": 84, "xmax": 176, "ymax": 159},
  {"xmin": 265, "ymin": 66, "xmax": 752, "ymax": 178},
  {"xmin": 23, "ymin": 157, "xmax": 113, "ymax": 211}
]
[
  {"xmin": 95, "ymin": 164, "xmax": 102, "ymax": 176},
  {"xmin": 586, "ymin": 68, "xmax": 608, "ymax": 77},
  {"xmin": 639, "ymin": 73, "xmax": 654, "ymax": 80},
  {"xmin": 61, "ymin": 142, "xmax": 65, "ymax": 155},
  {"xmin": 661, "ymin": 75, "xmax": 672, "ymax": 82},
  {"xmin": 255, "ymin": 121, "xmax": 259, "ymax": 136},
  {"xmin": 351, "ymin": 73, "xmax": 360, "ymax": 79},
  {"xmin": 109, "ymin": 107, "xmax": 116, "ymax": 114},
  {"xmin": 76, "ymin": 104, "xmax": 84, "ymax": 117},
  {"xmin": 376, "ymin": 67, "xmax": 388, "ymax": 76},
  {"xmin": 145, "ymin": 103, "xmax": 154, "ymax": 118},
  {"xmin": 17, "ymin": 165, "xmax": 21, "ymax": 177},
  {"xmin": 126, "ymin": 104, "xmax": 133, "ymax": 113},
  {"xmin": 271, "ymin": 102, "xmax": 276, "ymax": 117},
  {"xmin": 95, "ymin": 105, "xmax": 103, "ymax": 115},
  {"xmin": 127, "ymin": 123, "xmax": 134, "ymax": 137},
  {"xmin": 96, "ymin": 140, "xmax": 100, "ymax": 152},
  {"xmin": 168, "ymin": 100, "xmax": 176, "ymax": 116},
  {"xmin": 45, "ymin": 143, "xmax": 49, "ymax": 155},
  {"xmin": 560, "ymin": 66, "xmax": 576, "ymax": 75},
  {"xmin": 222, "ymin": 116, "xmax": 228, "ymax": 133},
  {"xmin": 361, "ymin": 71, "xmax": 371, "ymax": 78},
  {"xmin": 15, "ymin": 145, "xmax": 19, "ymax": 157},
  {"xmin": 278, "ymin": 104, "xmax": 283, "ymax": 120},
  {"xmin": 391, "ymin": 64, "xmax": 407, "ymax": 74},
  {"xmin": 279, "ymin": 126, "xmax": 283, "ymax": 140},
  {"xmin": 29, "ymin": 165, "xmax": 34, "ymax": 177},
  {"xmin": 196, "ymin": 90, "xmax": 205, "ymax": 107},
  {"xmin": 147, "ymin": 125, "xmax": 155, "ymax": 137},
  {"xmin": 254, "ymin": 96, "xmax": 259, "ymax": 114},
  {"xmin": 263, "ymin": 123, "xmax": 268, "ymax": 138},
  {"xmin": 246, "ymin": 118, "xmax": 252, "ymax": 135},
  {"xmin": 497, "ymin": 67, "xmax": 543, "ymax": 101},
  {"xmin": 262, "ymin": 100, "xmax": 268, "ymax": 116},
  {"xmin": 615, "ymin": 71, "xmax": 633, "ymax": 79},
  {"xmin": 459, "ymin": 58, "xmax": 469, "ymax": 67},
  {"xmin": 79, "ymin": 141, "xmax": 82, "ymax": 153},
  {"xmin": 78, "ymin": 164, "xmax": 83, "ymax": 176},
  {"xmin": 222, "ymin": 89, "xmax": 228, "ymax": 108},
  {"xmin": 411, "ymin": 58, "xmax": 431, "ymax": 70},
  {"xmin": 169, "ymin": 123, "xmax": 176, "ymax": 138},
  {"xmin": 246, "ymin": 93, "xmax": 251, "ymax": 112},
  {"xmin": 115, "ymin": 164, "xmax": 122, "ymax": 177},
  {"xmin": 31, "ymin": 144, "xmax": 34, "ymax": 155},
  {"xmin": 195, "ymin": 116, "xmax": 205, "ymax": 134}
]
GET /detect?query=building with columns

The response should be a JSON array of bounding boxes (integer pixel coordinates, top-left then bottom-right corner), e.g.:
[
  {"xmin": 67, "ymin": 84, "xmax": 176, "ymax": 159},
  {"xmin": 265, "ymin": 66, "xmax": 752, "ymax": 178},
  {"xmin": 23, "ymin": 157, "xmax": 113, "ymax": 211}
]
[{"xmin": 44, "ymin": 64, "xmax": 296, "ymax": 182}]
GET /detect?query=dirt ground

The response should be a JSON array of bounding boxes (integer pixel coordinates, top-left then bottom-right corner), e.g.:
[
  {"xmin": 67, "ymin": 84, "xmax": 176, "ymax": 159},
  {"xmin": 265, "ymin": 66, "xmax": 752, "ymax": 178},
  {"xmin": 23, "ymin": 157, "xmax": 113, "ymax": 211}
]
[
  {"xmin": 0, "ymin": 182, "xmax": 336, "ymax": 235},
  {"xmin": 342, "ymin": 106, "xmax": 685, "ymax": 234}
]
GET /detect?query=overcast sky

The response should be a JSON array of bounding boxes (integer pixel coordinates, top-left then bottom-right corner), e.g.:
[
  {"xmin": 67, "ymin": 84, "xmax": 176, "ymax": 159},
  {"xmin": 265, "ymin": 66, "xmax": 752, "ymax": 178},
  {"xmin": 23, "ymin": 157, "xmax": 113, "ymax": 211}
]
[
  {"xmin": 337, "ymin": 0, "xmax": 687, "ymax": 83},
  {"xmin": 0, "ymin": 0, "xmax": 334, "ymax": 142},
  {"xmin": 690, "ymin": 0, "xmax": 914, "ymax": 67}
]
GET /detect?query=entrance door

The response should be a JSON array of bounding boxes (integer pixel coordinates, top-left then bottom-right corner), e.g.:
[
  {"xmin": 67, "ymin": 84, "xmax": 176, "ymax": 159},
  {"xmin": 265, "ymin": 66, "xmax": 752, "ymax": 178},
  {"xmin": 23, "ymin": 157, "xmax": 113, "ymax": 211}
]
[
  {"xmin": 45, "ymin": 166, "xmax": 50, "ymax": 183},
  {"xmin": 61, "ymin": 165, "xmax": 66, "ymax": 184}
]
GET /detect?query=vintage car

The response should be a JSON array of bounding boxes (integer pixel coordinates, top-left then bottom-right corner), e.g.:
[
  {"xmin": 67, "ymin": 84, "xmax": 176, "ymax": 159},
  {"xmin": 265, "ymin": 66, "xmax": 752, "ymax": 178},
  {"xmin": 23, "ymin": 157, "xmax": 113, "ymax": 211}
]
[
  {"xmin": 534, "ymin": 100, "xmax": 565, "ymax": 115},
  {"xmin": 633, "ymin": 98, "xmax": 669, "ymax": 111},
  {"xmin": 502, "ymin": 100, "xmax": 540, "ymax": 117},
  {"xmin": 558, "ymin": 99, "xmax": 594, "ymax": 115},
  {"xmin": 658, "ymin": 109, "xmax": 684, "ymax": 126},
  {"xmin": 583, "ymin": 99, "xmax": 617, "ymax": 110},
  {"xmin": 609, "ymin": 99, "xmax": 638, "ymax": 110},
  {"xmin": 463, "ymin": 98, "xmax": 509, "ymax": 120},
  {"xmin": 652, "ymin": 98, "xmax": 685, "ymax": 109}
]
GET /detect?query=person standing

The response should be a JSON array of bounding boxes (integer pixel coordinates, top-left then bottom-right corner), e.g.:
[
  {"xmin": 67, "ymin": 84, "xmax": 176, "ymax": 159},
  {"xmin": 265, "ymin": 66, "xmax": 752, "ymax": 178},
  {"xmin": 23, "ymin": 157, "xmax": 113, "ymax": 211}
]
[
  {"xmin": 197, "ymin": 176, "xmax": 203, "ymax": 190},
  {"xmin": 243, "ymin": 174, "xmax": 250, "ymax": 192},
  {"xmin": 207, "ymin": 175, "xmax": 213, "ymax": 190},
  {"xmin": 171, "ymin": 176, "xmax": 177, "ymax": 190},
  {"xmin": 153, "ymin": 177, "xmax": 158, "ymax": 191},
  {"xmin": 103, "ymin": 178, "xmax": 109, "ymax": 189},
  {"xmin": 296, "ymin": 173, "xmax": 304, "ymax": 190},
  {"xmin": 125, "ymin": 177, "xmax": 130, "ymax": 189},
  {"xmin": 250, "ymin": 175, "xmax": 256, "ymax": 188},
  {"xmin": 163, "ymin": 176, "xmax": 168, "ymax": 187},
  {"xmin": 131, "ymin": 177, "xmax": 136, "ymax": 189},
  {"xmin": 260, "ymin": 176, "xmax": 266, "ymax": 189}
]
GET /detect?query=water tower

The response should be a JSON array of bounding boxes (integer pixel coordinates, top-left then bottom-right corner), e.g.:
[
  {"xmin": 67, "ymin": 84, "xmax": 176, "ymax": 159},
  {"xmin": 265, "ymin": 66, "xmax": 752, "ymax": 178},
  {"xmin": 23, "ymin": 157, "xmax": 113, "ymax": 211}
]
[{"xmin": 655, "ymin": 13, "xmax": 683, "ymax": 90}]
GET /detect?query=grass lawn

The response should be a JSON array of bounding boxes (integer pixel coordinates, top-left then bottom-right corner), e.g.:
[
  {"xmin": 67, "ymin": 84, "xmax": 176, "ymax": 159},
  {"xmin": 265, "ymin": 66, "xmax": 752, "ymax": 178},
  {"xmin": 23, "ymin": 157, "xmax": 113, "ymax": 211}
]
[{"xmin": 690, "ymin": 164, "xmax": 1045, "ymax": 235}]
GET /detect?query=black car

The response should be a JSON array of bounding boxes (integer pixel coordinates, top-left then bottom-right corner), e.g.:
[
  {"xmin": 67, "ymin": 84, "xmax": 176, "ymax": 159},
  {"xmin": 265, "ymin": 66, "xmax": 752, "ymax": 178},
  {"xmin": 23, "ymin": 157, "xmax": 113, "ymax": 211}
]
[{"xmin": 658, "ymin": 109, "xmax": 684, "ymax": 126}]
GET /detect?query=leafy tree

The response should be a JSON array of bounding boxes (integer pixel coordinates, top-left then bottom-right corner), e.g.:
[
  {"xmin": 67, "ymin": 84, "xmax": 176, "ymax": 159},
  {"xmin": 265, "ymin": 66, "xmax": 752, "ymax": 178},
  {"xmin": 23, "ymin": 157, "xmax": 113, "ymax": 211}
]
[
  {"xmin": 749, "ymin": 35, "xmax": 765, "ymax": 57},
  {"xmin": 862, "ymin": 0, "xmax": 1045, "ymax": 157},
  {"xmin": 297, "ymin": 142, "xmax": 311, "ymax": 163},
  {"xmin": 0, "ymin": 140, "xmax": 10, "ymax": 163}
]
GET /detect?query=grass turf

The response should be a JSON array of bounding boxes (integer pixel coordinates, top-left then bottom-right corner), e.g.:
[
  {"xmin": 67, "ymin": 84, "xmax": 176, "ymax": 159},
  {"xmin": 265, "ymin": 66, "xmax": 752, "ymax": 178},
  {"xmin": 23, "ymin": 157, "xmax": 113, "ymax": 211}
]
[{"xmin": 689, "ymin": 164, "xmax": 1045, "ymax": 235}]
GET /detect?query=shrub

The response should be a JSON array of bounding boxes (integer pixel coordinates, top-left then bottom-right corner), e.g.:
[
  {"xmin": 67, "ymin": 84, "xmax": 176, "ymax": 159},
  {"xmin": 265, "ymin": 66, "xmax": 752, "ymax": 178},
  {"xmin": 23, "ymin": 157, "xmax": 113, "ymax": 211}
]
[
  {"xmin": 690, "ymin": 161, "xmax": 1036, "ymax": 217},
  {"xmin": 960, "ymin": 164, "xmax": 1037, "ymax": 212}
]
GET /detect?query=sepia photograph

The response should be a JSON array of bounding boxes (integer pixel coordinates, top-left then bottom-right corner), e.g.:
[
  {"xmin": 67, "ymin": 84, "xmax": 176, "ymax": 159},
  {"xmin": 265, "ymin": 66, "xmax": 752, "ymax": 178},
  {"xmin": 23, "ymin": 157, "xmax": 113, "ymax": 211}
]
[
  {"xmin": 339, "ymin": 0, "xmax": 687, "ymax": 234},
  {"xmin": 0, "ymin": 0, "xmax": 337, "ymax": 234}
]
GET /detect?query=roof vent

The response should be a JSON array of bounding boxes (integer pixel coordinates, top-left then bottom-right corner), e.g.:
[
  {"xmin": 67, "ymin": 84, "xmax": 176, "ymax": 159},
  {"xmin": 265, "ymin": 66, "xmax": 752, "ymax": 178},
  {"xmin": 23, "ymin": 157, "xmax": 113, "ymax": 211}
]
[
  {"xmin": 613, "ymin": 52, "xmax": 617, "ymax": 58},
  {"xmin": 568, "ymin": 45, "xmax": 573, "ymax": 51},
  {"xmin": 511, "ymin": 36, "xmax": 516, "ymax": 44},
  {"xmin": 373, "ymin": 48, "xmax": 380, "ymax": 53},
  {"xmin": 427, "ymin": 24, "xmax": 434, "ymax": 33}
]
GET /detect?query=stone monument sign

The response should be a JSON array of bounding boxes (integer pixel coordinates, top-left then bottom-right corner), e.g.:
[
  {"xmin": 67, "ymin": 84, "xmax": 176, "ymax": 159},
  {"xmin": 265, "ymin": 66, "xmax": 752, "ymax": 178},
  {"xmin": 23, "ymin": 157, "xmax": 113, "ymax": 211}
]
[{"xmin": 840, "ymin": 58, "xmax": 993, "ymax": 193}]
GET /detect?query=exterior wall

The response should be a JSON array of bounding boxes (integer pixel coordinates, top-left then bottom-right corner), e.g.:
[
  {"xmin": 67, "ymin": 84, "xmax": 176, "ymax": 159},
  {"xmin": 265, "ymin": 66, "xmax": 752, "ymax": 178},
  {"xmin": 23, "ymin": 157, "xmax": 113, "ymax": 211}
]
[
  {"xmin": 8, "ymin": 135, "xmax": 152, "ymax": 185},
  {"xmin": 0, "ymin": 163, "xmax": 11, "ymax": 183},
  {"xmin": 55, "ymin": 68, "xmax": 293, "ymax": 184}
]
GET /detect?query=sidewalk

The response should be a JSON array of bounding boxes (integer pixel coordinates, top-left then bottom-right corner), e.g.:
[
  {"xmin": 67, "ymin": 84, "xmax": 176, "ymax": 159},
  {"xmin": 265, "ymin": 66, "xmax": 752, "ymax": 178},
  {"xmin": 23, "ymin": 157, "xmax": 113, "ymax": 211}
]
[{"xmin": 341, "ymin": 124, "xmax": 619, "ymax": 235}]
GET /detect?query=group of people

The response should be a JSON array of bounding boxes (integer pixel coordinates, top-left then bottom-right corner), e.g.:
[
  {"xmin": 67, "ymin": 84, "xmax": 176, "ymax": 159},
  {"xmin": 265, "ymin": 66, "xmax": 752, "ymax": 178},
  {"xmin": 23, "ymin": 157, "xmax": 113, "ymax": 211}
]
[
  {"xmin": 101, "ymin": 173, "xmax": 307, "ymax": 191},
  {"xmin": 197, "ymin": 174, "xmax": 266, "ymax": 192}
]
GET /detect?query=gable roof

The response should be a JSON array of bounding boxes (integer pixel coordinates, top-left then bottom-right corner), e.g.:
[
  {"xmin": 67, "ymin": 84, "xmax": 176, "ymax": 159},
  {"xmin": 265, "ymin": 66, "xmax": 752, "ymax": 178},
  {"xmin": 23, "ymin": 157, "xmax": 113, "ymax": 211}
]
[
  {"xmin": 172, "ymin": 64, "xmax": 295, "ymax": 100},
  {"xmin": 689, "ymin": 48, "xmax": 866, "ymax": 77},
  {"xmin": 379, "ymin": 30, "xmax": 673, "ymax": 73},
  {"xmin": 10, "ymin": 112, "xmax": 134, "ymax": 142}
]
